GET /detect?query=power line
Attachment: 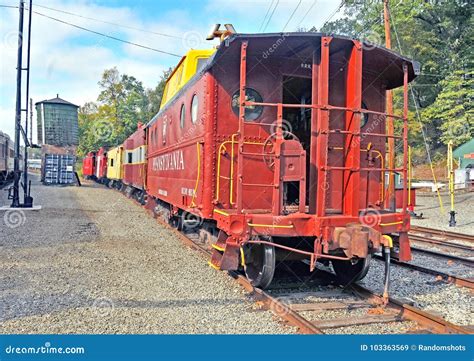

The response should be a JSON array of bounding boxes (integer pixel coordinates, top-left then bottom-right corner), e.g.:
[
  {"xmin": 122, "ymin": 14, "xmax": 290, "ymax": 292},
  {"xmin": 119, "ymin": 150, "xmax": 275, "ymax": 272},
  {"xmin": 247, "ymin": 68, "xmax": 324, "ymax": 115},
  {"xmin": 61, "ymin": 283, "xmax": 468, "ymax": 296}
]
[
  {"xmin": 32, "ymin": 10, "xmax": 182, "ymax": 57},
  {"xmin": 282, "ymin": 0, "xmax": 302, "ymax": 32},
  {"xmin": 259, "ymin": 0, "xmax": 275, "ymax": 32},
  {"xmin": 262, "ymin": 0, "xmax": 280, "ymax": 32},
  {"xmin": 388, "ymin": 5, "xmax": 445, "ymax": 213},
  {"xmin": 319, "ymin": 0, "xmax": 345, "ymax": 31},
  {"xmin": 296, "ymin": 0, "xmax": 317, "ymax": 29},
  {"xmin": 33, "ymin": 3, "xmax": 188, "ymax": 41}
]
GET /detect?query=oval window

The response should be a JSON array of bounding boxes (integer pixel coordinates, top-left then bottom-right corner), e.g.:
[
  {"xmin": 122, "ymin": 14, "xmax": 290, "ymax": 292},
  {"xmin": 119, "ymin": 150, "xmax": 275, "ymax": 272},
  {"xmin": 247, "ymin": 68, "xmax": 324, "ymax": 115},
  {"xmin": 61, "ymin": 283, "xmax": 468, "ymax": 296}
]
[
  {"xmin": 191, "ymin": 94, "xmax": 198, "ymax": 124},
  {"xmin": 361, "ymin": 102, "xmax": 369, "ymax": 128},
  {"xmin": 231, "ymin": 88, "xmax": 263, "ymax": 121},
  {"xmin": 180, "ymin": 104, "xmax": 185, "ymax": 128},
  {"xmin": 162, "ymin": 119, "xmax": 167, "ymax": 145}
]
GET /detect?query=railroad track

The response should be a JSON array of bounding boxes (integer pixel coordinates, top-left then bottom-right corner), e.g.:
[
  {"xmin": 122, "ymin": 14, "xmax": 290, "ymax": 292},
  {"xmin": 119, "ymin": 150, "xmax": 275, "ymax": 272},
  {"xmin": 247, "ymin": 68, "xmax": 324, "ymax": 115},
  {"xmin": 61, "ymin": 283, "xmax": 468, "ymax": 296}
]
[
  {"xmin": 181, "ymin": 229, "xmax": 471, "ymax": 334},
  {"xmin": 374, "ymin": 254, "xmax": 474, "ymax": 290},
  {"xmin": 105, "ymin": 182, "xmax": 472, "ymax": 335},
  {"xmin": 401, "ymin": 226, "xmax": 474, "ymax": 290},
  {"xmin": 409, "ymin": 234, "xmax": 473, "ymax": 252},
  {"xmin": 410, "ymin": 225, "xmax": 474, "ymax": 245}
]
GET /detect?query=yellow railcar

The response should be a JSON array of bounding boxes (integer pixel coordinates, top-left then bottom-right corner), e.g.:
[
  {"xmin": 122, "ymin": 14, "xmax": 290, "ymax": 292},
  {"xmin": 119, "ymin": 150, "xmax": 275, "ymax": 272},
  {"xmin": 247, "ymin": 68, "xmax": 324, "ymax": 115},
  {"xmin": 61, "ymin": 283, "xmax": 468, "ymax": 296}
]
[
  {"xmin": 106, "ymin": 145, "xmax": 123, "ymax": 181},
  {"xmin": 160, "ymin": 48, "xmax": 216, "ymax": 108}
]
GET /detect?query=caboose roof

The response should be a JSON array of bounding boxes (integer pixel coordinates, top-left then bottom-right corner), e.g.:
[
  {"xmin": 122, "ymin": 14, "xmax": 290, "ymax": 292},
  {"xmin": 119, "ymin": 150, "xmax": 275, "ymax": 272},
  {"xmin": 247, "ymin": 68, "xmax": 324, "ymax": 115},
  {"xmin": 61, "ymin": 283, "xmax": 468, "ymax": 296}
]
[
  {"xmin": 148, "ymin": 32, "xmax": 419, "ymax": 127},
  {"xmin": 216, "ymin": 33, "xmax": 420, "ymax": 85}
]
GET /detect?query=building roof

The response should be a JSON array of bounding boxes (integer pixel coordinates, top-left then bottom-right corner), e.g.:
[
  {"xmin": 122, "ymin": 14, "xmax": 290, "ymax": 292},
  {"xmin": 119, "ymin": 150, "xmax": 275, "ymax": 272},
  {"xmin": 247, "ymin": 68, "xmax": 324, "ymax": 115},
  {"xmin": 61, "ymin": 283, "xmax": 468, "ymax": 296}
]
[
  {"xmin": 35, "ymin": 94, "xmax": 79, "ymax": 108},
  {"xmin": 453, "ymin": 138, "xmax": 474, "ymax": 158}
]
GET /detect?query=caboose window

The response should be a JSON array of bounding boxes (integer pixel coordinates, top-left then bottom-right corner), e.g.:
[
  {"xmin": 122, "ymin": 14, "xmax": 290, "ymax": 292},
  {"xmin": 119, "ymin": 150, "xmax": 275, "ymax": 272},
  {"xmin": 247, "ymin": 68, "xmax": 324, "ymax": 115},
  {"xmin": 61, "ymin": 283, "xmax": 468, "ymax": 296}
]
[
  {"xmin": 231, "ymin": 88, "xmax": 263, "ymax": 121},
  {"xmin": 128, "ymin": 152, "xmax": 132, "ymax": 163},
  {"xmin": 180, "ymin": 104, "xmax": 185, "ymax": 128},
  {"xmin": 191, "ymin": 95, "xmax": 198, "ymax": 124},
  {"xmin": 196, "ymin": 58, "xmax": 207, "ymax": 73},
  {"xmin": 361, "ymin": 101, "xmax": 369, "ymax": 128}
]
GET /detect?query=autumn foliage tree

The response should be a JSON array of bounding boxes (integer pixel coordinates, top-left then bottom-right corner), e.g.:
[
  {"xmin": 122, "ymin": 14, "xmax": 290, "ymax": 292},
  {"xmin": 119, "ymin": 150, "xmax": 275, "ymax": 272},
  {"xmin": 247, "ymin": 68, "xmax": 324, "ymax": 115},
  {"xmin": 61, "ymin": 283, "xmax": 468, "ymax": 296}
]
[
  {"xmin": 78, "ymin": 67, "xmax": 172, "ymax": 156},
  {"xmin": 320, "ymin": 0, "xmax": 473, "ymax": 159}
]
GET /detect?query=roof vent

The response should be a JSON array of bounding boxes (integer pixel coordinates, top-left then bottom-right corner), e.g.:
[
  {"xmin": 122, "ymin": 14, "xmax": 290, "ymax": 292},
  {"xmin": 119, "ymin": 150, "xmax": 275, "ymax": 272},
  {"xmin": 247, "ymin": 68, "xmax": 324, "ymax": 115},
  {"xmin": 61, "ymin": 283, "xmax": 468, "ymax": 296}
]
[{"xmin": 206, "ymin": 24, "xmax": 236, "ymax": 42}]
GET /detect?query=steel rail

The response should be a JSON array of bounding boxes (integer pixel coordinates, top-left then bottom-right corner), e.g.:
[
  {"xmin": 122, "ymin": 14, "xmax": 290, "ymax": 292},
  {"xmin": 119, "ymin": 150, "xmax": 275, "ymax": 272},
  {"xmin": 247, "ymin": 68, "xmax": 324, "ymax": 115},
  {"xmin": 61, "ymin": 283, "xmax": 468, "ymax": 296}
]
[
  {"xmin": 410, "ymin": 245, "xmax": 474, "ymax": 266},
  {"xmin": 373, "ymin": 254, "xmax": 473, "ymax": 290},
  {"xmin": 409, "ymin": 234, "xmax": 474, "ymax": 252},
  {"xmin": 349, "ymin": 283, "xmax": 472, "ymax": 334},
  {"xmin": 103, "ymin": 181, "xmax": 472, "ymax": 335},
  {"xmin": 410, "ymin": 225, "xmax": 474, "ymax": 243}
]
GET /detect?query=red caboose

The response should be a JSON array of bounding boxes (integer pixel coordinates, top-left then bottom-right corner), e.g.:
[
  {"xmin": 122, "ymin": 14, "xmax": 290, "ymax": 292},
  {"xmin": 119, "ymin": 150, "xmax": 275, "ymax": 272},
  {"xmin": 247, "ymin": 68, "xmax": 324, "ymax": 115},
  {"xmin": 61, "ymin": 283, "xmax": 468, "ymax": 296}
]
[
  {"xmin": 123, "ymin": 123, "xmax": 147, "ymax": 201},
  {"xmin": 146, "ymin": 31, "xmax": 418, "ymax": 288},
  {"xmin": 82, "ymin": 151, "xmax": 96, "ymax": 179}
]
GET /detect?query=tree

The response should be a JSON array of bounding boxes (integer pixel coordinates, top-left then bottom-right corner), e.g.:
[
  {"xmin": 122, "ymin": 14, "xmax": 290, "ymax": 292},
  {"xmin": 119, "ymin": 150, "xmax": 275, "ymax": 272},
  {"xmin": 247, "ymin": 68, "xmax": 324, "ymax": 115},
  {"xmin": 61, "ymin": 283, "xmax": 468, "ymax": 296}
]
[
  {"xmin": 77, "ymin": 67, "xmax": 175, "ymax": 155},
  {"xmin": 423, "ymin": 69, "xmax": 473, "ymax": 147},
  {"xmin": 319, "ymin": 0, "xmax": 473, "ymax": 158},
  {"xmin": 146, "ymin": 67, "xmax": 173, "ymax": 117}
]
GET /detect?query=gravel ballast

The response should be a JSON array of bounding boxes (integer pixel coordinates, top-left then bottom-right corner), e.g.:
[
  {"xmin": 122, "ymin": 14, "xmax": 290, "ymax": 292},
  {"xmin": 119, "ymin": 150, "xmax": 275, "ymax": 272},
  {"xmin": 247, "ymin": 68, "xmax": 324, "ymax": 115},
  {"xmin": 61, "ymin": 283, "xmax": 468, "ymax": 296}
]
[
  {"xmin": 0, "ymin": 176, "xmax": 294, "ymax": 334},
  {"xmin": 1, "ymin": 175, "xmax": 472, "ymax": 333},
  {"xmin": 412, "ymin": 192, "xmax": 474, "ymax": 235},
  {"xmin": 360, "ymin": 260, "xmax": 473, "ymax": 326}
]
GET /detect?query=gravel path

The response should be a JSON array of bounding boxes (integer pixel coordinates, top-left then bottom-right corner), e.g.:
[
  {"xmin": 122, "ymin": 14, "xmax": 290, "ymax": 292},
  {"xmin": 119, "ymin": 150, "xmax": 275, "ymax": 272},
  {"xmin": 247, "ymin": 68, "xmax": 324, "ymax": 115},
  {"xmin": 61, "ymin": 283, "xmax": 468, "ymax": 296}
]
[
  {"xmin": 1, "ymin": 175, "xmax": 472, "ymax": 333},
  {"xmin": 412, "ymin": 192, "xmax": 474, "ymax": 235},
  {"xmin": 0, "ymin": 175, "xmax": 294, "ymax": 334}
]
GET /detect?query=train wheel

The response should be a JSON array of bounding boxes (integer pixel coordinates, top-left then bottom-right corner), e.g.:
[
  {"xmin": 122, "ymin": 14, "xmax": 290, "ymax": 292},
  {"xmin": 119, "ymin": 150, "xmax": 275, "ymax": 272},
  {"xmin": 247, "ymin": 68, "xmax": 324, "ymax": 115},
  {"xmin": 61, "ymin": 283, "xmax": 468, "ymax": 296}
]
[
  {"xmin": 331, "ymin": 254, "xmax": 371, "ymax": 285},
  {"xmin": 243, "ymin": 243, "xmax": 276, "ymax": 289}
]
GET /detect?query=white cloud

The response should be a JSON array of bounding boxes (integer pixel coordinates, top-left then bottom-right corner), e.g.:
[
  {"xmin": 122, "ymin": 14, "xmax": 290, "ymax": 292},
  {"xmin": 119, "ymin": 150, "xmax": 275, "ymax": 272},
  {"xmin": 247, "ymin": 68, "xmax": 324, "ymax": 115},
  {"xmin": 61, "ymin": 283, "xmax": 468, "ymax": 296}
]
[{"xmin": 0, "ymin": 0, "xmax": 344, "ymax": 142}]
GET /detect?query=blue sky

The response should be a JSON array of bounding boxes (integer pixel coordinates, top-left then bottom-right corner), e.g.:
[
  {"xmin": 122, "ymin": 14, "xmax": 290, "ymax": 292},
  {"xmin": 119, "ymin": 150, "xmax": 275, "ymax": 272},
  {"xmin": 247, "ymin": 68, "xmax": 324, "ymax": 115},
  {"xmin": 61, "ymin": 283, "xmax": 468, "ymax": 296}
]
[{"xmin": 0, "ymin": 0, "xmax": 343, "ymax": 142}]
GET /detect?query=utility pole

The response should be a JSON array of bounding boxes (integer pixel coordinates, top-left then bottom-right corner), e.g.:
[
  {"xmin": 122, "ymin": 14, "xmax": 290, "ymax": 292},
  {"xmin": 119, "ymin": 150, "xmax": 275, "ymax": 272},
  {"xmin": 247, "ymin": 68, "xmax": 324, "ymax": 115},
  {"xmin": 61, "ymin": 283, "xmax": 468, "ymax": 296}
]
[
  {"xmin": 29, "ymin": 98, "xmax": 33, "ymax": 145},
  {"xmin": 23, "ymin": 0, "xmax": 33, "ymax": 206},
  {"xmin": 383, "ymin": 0, "xmax": 396, "ymax": 211},
  {"xmin": 9, "ymin": 0, "xmax": 34, "ymax": 208},
  {"xmin": 11, "ymin": 0, "xmax": 25, "ymax": 208}
]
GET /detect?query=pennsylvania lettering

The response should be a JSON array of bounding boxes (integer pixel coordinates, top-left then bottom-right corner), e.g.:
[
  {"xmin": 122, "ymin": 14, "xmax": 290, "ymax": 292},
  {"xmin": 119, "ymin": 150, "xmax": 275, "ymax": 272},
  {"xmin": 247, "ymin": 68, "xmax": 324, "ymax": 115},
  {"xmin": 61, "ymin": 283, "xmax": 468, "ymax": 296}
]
[{"xmin": 152, "ymin": 150, "xmax": 185, "ymax": 171}]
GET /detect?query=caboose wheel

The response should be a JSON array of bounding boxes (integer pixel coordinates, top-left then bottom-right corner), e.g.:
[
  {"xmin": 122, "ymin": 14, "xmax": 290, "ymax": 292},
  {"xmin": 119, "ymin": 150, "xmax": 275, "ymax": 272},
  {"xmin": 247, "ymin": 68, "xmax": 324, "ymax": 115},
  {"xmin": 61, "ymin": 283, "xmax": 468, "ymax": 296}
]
[
  {"xmin": 331, "ymin": 254, "xmax": 371, "ymax": 285},
  {"xmin": 243, "ymin": 243, "xmax": 275, "ymax": 289}
]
